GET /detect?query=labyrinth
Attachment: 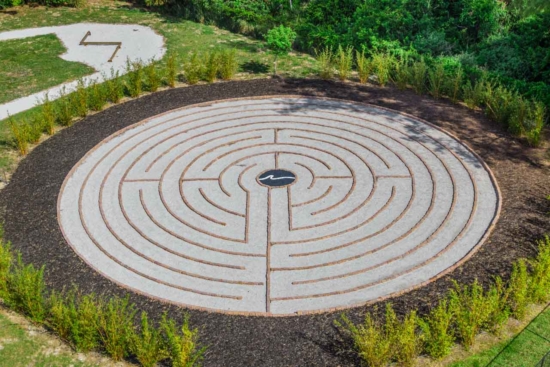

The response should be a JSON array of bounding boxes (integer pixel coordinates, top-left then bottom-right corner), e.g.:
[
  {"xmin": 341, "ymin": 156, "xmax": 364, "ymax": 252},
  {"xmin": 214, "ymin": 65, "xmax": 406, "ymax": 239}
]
[{"xmin": 58, "ymin": 97, "xmax": 500, "ymax": 316}]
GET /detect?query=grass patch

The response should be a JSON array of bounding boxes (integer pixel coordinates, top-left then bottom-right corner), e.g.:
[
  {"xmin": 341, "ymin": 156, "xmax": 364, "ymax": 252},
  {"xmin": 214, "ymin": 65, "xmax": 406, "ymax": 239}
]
[{"xmin": 0, "ymin": 34, "xmax": 94, "ymax": 104}]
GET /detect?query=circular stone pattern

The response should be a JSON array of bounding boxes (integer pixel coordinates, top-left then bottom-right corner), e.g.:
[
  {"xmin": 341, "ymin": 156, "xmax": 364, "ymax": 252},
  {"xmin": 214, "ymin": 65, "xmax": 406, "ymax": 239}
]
[{"xmin": 58, "ymin": 97, "xmax": 500, "ymax": 316}]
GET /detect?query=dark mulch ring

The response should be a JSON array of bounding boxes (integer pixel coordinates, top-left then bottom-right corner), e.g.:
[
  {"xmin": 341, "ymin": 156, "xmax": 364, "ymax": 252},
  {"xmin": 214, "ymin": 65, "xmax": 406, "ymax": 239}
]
[{"xmin": 1, "ymin": 78, "xmax": 549, "ymax": 367}]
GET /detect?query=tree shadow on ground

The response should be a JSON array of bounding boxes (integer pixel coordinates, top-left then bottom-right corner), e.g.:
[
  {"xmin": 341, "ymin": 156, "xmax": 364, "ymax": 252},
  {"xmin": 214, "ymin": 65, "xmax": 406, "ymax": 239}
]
[{"xmin": 241, "ymin": 60, "xmax": 270, "ymax": 74}]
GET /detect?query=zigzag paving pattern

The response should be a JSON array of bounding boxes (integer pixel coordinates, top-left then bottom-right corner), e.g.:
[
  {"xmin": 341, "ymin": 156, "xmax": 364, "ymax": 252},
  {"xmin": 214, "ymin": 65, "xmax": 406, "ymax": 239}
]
[{"xmin": 58, "ymin": 97, "xmax": 500, "ymax": 316}]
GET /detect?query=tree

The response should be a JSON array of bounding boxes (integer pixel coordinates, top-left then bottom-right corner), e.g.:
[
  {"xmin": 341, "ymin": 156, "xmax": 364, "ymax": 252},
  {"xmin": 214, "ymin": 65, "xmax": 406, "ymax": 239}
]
[{"xmin": 266, "ymin": 25, "xmax": 297, "ymax": 74}]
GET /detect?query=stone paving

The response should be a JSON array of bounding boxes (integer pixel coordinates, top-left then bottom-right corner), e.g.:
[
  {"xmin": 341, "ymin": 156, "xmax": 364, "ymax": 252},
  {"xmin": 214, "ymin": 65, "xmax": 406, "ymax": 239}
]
[{"xmin": 58, "ymin": 97, "xmax": 500, "ymax": 315}]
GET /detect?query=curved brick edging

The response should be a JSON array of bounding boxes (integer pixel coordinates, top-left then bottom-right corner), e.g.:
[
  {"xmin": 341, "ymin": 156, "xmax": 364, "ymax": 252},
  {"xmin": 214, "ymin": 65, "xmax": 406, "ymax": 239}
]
[{"xmin": 1, "ymin": 79, "xmax": 548, "ymax": 367}]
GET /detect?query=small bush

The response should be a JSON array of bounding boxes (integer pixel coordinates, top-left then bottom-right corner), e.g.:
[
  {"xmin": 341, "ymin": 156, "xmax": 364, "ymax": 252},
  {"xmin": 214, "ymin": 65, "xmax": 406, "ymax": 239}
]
[
  {"xmin": 97, "ymin": 296, "xmax": 136, "ymax": 361},
  {"xmin": 67, "ymin": 293, "xmax": 101, "ymax": 352},
  {"xmin": 418, "ymin": 300, "xmax": 454, "ymax": 359},
  {"xmin": 484, "ymin": 277, "xmax": 510, "ymax": 335},
  {"xmin": 392, "ymin": 56, "xmax": 410, "ymax": 90},
  {"xmin": 161, "ymin": 313, "xmax": 206, "ymax": 367},
  {"xmin": 316, "ymin": 47, "xmax": 333, "ymax": 80},
  {"xmin": 356, "ymin": 50, "xmax": 372, "ymax": 84},
  {"xmin": 484, "ymin": 84, "xmax": 515, "ymax": 126},
  {"xmin": 105, "ymin": 69, "xmax": 124, "ymax": 104},
  {"xmin": 88, "ymin": 82, "xmax": 106, "ymax": 111},
  {"xmin": 73, "ymin": 79, "xmax": 89, "ymax": 117},
  {"xmin": 26, "ymin": 116, "xmax": 42, "ymax": 144},
  {"xmin": 336, "ymin": 45, "xmax": 353, "ymax": 81},
  {"xmin": 0, "ymin": 240, "xmax": 12, "ymax": 298},
  {"xmin": 203, "ymin": 51, "xmax": 219, "ymax": 83},
  {"xmin": 462, "ymin": 79, "xmax": 486, "ymax": 110},
  {"xmin": 524, "ymin": 101, "xmax": 547, "ymax": 147},
  {"xmin": 265, "ymin": 25, "xmax": 296, "ymax": 74},
  {"xmin": 8, "ymin": 117, "xmax": 29, "ymax": 155},
  {"xmin": 218, "ymin": 49, "xmax": 238, "ymax": 81},
  {"xmin": 131, "ymin": 312, "xmax": 168, "ymax": 367},
  {"xmin": 6, "ymin": 255, "xmax": 46, "ymax": 323},
  {"xmin": 428, "ymin": 62, "xmax": 446, "ymax": 99},
  {"xmin": 448, "ymin": 280, "xmax": 492, "ymax": 350},
  {"xmin": 528, "ymin": 236, "xmax": 550, "ymax": 304},
  {"xmin": 337, "ymin": 311, "xmax": 393, "ymax": 367},
  {"xmin": 444, "ymin": 65, "xmax": 464, "ymax": 103},
  {"xmin": 166, "ymin": 53, "xmax": 178, "ymax": 88},
  {"xmin": 47, "ymin": 290, "xmax": 73, "ymax": 342},
  {"xmin": 386, "ymin": 305, "xmax": 421, "ymax": 367},
  {"xmin": 145, "ymin": 61, "xmax": 161, "ymax": 92},
  {"xmin": 410, "ymin": 58, "xmax": 428, "ymax": 94},
  {"xmin": 508, "ymin": 260, "xmax": 530, "ymax": 320},
  {"xmin": 126, "ymin": 60, "xmax": 144, "ymax": 98},
  {"xmin": 55, "ymin": 89, "xmax": 74, "ymax": 127},
  {"xmin": 41, "ymin": 94, "xmax": 56, "ymax": 135},
  {"xmin": 372, "ymin": 52, "xmax": 392, "ymax": 87},
  {"xmin": 184, "ymin": 52, "xmax": 202, "ymax": 85},
  {"xmin": 508, "ymin": 97, "xmax": 529, "ymax": 136}
]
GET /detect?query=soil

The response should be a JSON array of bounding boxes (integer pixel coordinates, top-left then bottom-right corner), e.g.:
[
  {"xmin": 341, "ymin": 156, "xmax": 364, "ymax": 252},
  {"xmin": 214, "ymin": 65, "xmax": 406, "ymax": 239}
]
[{"xmin": 1, "ymin": 78, "xmax": 549, "ymax": 367}]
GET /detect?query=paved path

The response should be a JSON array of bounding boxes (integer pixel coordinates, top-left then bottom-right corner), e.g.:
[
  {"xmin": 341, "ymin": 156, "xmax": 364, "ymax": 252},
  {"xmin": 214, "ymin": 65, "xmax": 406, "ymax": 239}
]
[
  {"xmin": 0, "ymin": 23, "xmax": 165, "ymax": 120},
  {"xmin": 58, "ymin": 97, "xmax": 500, "ymax": 315}
]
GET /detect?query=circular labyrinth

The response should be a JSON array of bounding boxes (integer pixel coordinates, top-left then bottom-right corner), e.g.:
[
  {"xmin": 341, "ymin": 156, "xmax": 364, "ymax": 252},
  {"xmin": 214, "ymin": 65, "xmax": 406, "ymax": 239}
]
[{"xmin": 58, "ymin": 97, "xmax": 500, "ymax": 316}]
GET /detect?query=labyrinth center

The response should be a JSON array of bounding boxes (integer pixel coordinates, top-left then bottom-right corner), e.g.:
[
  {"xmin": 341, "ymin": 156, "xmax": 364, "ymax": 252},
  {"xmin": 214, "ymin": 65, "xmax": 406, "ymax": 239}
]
[{"xmin": 58, "ymin": 97, "xmax": 500, "ymax": 315}]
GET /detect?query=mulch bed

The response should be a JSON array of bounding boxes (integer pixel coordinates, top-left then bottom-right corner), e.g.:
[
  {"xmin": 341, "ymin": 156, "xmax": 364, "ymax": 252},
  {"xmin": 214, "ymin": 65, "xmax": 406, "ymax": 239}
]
[{"xmin": 1, "ymin": 78, "xmax": 549, "ymax": 367}]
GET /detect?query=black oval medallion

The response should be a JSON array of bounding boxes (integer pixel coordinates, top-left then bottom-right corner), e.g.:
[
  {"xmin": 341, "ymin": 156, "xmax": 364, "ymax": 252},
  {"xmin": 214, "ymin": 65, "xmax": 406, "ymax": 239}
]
[{"xmin": 258, "ymin": 169, "xmax": 296, "ymax": 187}]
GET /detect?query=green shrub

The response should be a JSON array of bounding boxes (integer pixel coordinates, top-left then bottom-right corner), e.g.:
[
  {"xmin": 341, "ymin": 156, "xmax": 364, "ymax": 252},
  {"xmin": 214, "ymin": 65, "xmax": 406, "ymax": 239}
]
[
  {"xmin": 337, "ymin": 310, "xmax": 393, "ymax": 367},
  {"xmin": 145, "ymin": 61, "xmax": 161, "ymax": 92},
  {"xmin": 126, "ymin": 60, "xmax": 144, "ymax": 98},
  {"xmin": 41, "ymin": 94, "xmax": 56, "ymax": 135},
  {"xmin": 410, "ymin": 58, "xmax": 428, "ymax": 94},
  {"xmin": 26, "ymin": 116, "xmax": 42, "ymax": 144},
  {"xmin": 316, "ymin": 47, "xmax": 333, "ymax": 80},
  {"xmin": 161, "ymin": 313, "xmax": 206, "ymax": 367},
  {"xmin": 0, "ymin": 241, "xmax": 12, "ymax": 298},
  {"xmin": 528, "ymin": 236, "xmax": 550, "ymax": 304},
  {"xmin": 97, "ymin": 296, "xmax": 136, "ymax": 361},
  {"xmin": 372, "ymin": 52, "xmax": 392, "ymax": 87},
  {"xmin": 462, "ymin": 79, "xmax": 486, "ymax": 110},
  {"xmin": 166, "ymin": 53, "xmax": 178, "ymax": 88},
  {"xmin": 219, "ymin": 49, "xmax": 239, "ymax": 80},
  {"xmin": 6, "ymin": 255, "xmax": 46, "ymax": 323},
  {"xmin": 131, "ymin": 312, "xmax": 168, "ymax": 367},
  {"xmin": 418, "ymin": 300, "xmax": 454, "ymax": 359},
  {"xmin": 386, "ymin": 305, "xmax": 421, "ymax": 367},
  {"xmin": 392, "ymin": 56, "xmax": 410, "ymax": 90},
  {"xmin": 203, "ymin": 51, "xmax": 220, "ymax": 83},
  {"xmin": 428, "ymin": 62, "xmax": 446, "ymax": 99},
  {"xmin": 484, "ymin": 84, "xmax": 515, "ymax": 126},
  {"xmin": 47, "ymin": 290, "xmax": 73, "ymax": 342},
  {"xmin": 509, "ymin": 96, "xmax": 529, "ymax": 135},
  {"xmin": 88, "ymin": 82, "xmax": 106, "ymax": 111},
  {"xmin": 73, "ymin": 80, "xmax": 89, "ymax": 117},
  {"xmin": 508, "ymin": 259, "xmax": 530, "ymax": 320},
  {"xmin": 184, "ymin": 52, "xmax": 202, "ymax": 85},
  {"xmin": 105, "ymin": 69, "xmax": 124, "ymax": 104},
  {"xmin": 484, "ymin": 277, "xmax": 510, "ymax": 335},
  {"xmin": 67, "ymin": 293, "xmax": 101, "ymax": 352},
  {"xmin": 524, "ymin": 101, "xmax": 547, "ymax": 147},
  {"xmin": 356, "ymin": 50, "xmax": 372, "ymax": 84},
  {"xmin": 444, "ymin": 65, "xmax": 464, "ymax": 103},
  {"xmin": 8, "ymin": 117, "xmax": 29, "ymax": 156},
  {"xmin": 448, "ymin": 280, "xmax": 492, "ymax": 350},
  {"xmin": 335, "ymin": 45, "xmax": 353, "ymax": 81},
  {"xmin": 55, "ymin": 89, "xmax": 74, "ymax": 127},
  {"xmin": 266, "ymin": 25, "xmax": 297, "ymax": 74}
]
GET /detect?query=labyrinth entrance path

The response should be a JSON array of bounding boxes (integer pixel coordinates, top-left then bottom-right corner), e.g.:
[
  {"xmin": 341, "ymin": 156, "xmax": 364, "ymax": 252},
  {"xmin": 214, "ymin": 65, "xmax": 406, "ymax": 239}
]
[{"xmin": 58, "ymin": 97, "xmax": 500, "ymax": 316}]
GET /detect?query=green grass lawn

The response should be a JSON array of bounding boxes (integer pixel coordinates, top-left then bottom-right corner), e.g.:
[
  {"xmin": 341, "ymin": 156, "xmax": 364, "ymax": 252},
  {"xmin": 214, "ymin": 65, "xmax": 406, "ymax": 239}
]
[
  {"xmin": 0, "ymin": 310, "xmax": 97, "ymax": 367},
  {"xmin": 450, "ymin": 306, "xmax": 550, "ymax": 367},
  {"xmin": 0, "ymin": 34, "xmax": 94, "ymax": 104}
]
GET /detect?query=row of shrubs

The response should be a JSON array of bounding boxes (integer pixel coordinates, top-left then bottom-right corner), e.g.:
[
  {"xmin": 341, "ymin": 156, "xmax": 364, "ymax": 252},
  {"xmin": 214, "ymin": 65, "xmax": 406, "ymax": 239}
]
[
  {"xmin": 316, "ymin": 46, "xmax": 548, "ymax": 147},
  {"xmin": 337, "ymin": 235, "xmax": 550, "ymax": 367},
  {"xmin": 0, "ymin": 233, "xmax": 205, "ymax": 367},
  {"xmin": 8, "ymin": 50, "xmax": 239, "ymax": 156},
  {"xmin": 0, "ymin": 0, "xmax": 85, "ymax": 9}
]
